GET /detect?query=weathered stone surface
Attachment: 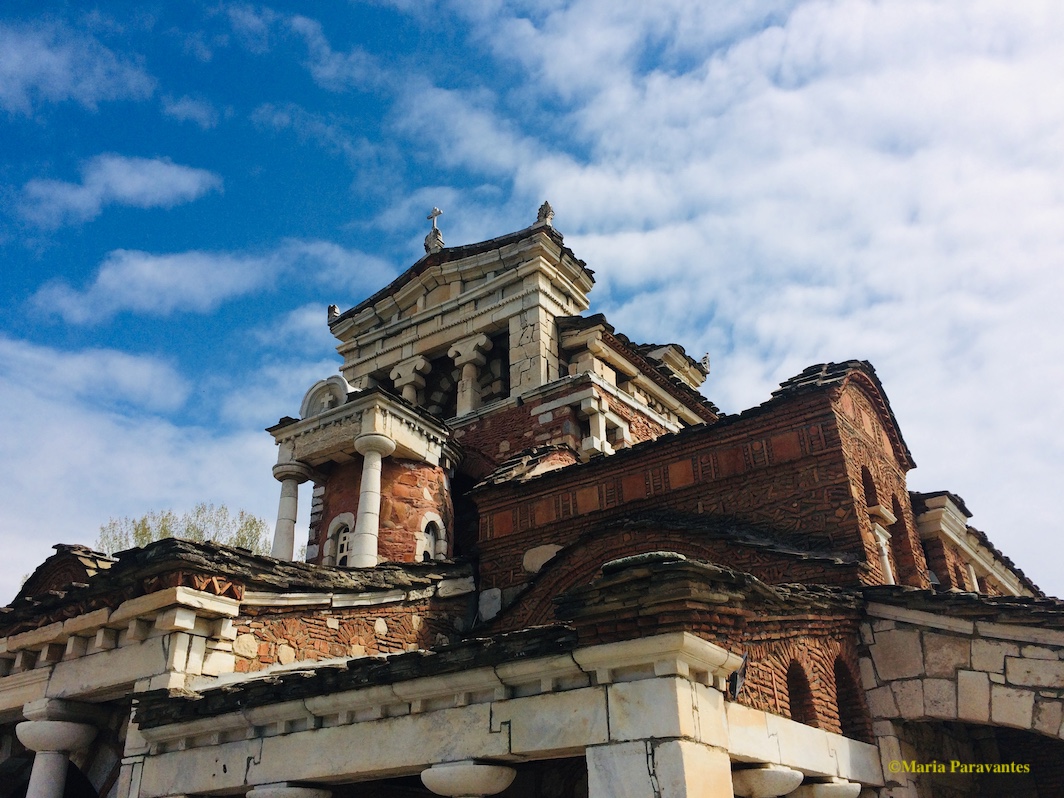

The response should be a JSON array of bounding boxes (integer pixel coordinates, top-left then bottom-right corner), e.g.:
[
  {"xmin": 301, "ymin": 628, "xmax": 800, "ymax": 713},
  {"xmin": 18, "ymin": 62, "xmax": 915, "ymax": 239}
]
[
  {"xmin": 891, "ymin": 681, "xmax": 924, "ymax": 718},
  {"xmin": 971, "ymin": 639, "xmax": 1017, "ymax": 673},
  {"xmin": 957, "ymin": 670, "xmax": 990, "ymax": 723},
  {"xmin": 991, "ymin": 685, "xmax": 1034, "ymax": 729},
  {"xmin": 866, "ymin": 686, "xmax": 898, "ymax": 718},
  {"xmin": 922, "ymin": 634, "xmax": 969, "ymax": 677},
  {"xmin": 1033, "ymin": 700, "xmax": 1063, "ymax": 737},
  {"xmin": 922, "ymin": 679, "xmax": 956, "ymax": 719},
  {"xmin": 233, "ymin": 634, "xmax": 258, "ymax": 658},
  {"xmin": 1005, "ymin": 656, "xmax": 1064, "ymax": 688},
  {"xmin": 869, "ymin": 630, "xmax": 923, "ymax": 681}
]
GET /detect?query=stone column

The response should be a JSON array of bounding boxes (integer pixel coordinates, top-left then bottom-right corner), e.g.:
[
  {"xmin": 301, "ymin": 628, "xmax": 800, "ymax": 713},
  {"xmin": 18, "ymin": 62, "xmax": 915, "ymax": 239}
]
[
  {"xmin": 246, "ymin": 784, "xmax": 331, "ymax": 798},
  {"xmin": 16, "ymin": 720, "xmax": 97, "ymax": 798},
  {"xmin": 449, "ymin": 334, "xmax": 493, "ymax": 416},
  {"xmin": 872, "ymin": 524, "xmax": 895, "ymax": 585},
  {"xmin": 390, "ymin": 356, "xmax": 431, "ymax": 406},
  {"xmin": 586, "ymin": 739, "xmax": 733, "ymax": 798},
  {"xmin": 271, "ymin": 462, "xmax": 313, "ymax": 561},
  {"xmin": 421, "ymin": 760, "xmax": 517, "ymax": 797},
  {"xmin": 350, "ymin": 433, "xmax": 397, "ymax": 567}
]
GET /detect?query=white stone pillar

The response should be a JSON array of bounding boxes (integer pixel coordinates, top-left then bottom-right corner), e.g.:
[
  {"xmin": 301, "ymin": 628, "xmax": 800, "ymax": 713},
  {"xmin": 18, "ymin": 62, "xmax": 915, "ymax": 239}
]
[
  {"xmin": 350, "ymin": 433, "xmax": 397, "ymax": 567},
  {"xmin": 449, "ymin": 334, "xmax": 492, "ymax": 416},
  {"xmin": 246, "ymin": 784, "xmax": 331, "ymax": 798},
  {"xmin": 586, "ymin": 739, "xmax": 733, "ymax": 798},
  {"xmin": 872, "ymin": 524, "xmax": 895, "ymax": 585},
  {"xmin": 16, "ymin": 720, "xmax": 97, "ymax": 798},
  {"xmin": 271, "ymin": 462, "xmax": 313, "ymax": 561},
  {"xmin": 421, "ymin": 760, "xmax": 517, "ymax": 797}
]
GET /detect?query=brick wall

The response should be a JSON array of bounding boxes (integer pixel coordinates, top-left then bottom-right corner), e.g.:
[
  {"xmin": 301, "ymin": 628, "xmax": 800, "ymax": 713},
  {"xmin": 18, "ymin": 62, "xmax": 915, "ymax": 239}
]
[{"xmin": 232, "ymin": 596, "xmax": 465, "ymax": 673}]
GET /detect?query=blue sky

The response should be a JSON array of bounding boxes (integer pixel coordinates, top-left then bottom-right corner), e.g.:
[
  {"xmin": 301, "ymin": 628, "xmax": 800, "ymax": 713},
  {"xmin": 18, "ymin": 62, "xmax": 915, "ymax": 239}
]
[{"xmin": 2, "ymin": 1, "xmax": 1063, "ymax": 601}]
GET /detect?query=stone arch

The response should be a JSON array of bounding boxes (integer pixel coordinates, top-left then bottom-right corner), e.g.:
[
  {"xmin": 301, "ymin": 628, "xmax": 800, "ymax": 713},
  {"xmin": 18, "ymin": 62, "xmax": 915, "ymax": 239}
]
[
  {"xmin": 861, "ymin": 466, "xmax": 878, "ymax": 508},
  {"xmin": 416, "ymin": 512, "xmax": 446, "ymax": 562},
  {"xmin": 888, "ymin": 494, "xmax": 922, "ymax": 587},
  {"xmin": 862, "ymin": 617, "xmax": 1064, "ymax": 743},
  {"xmin": 325, "ymin": 512, "xmax": 355, "ymax": 567},
  {"xmin": 786, "ymin": 659, "xmax": 819, "ymax": 727}
]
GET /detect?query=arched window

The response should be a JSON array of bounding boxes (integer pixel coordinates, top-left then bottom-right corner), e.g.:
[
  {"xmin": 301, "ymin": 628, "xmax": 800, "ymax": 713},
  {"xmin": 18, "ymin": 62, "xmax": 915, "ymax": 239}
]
[
  {"xmin": 336, "ymin": 524, "xmax": 351, "ymax": 567},
  {"xmin": 889, "ymin": 495, "xmax": 918, "ymax": 586},
  {"xmin": 786, "ymin": 660, "xmax": 819, "ymax": 727},
  {"xmin": 834, "ymin": 657, "xmax": 869, "ymax": 742}
]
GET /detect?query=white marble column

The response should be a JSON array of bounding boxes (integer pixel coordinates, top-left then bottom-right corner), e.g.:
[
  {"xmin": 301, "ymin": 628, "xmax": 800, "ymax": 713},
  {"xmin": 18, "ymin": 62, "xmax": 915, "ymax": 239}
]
[
  {"xmin": 271, "ymin": 462, "xmax": 313, "ymax": 560},
  {"xmin": 872, "ymin": 524, "xmax": 895, "ymax": 585},
  {"xmin": 421, "ymin": 760, "xmax": 517, "ymax": 797},
  {"xmin": 350, "ymin": 433, "xmax": 397, "ymax": 567},
  {"xmin": 246, "ymin": 783, "xmax": 331, "ymax": 798},
  {"xmin": 16, "ymin": 720, "xmax": 97, "ymax": 798}
]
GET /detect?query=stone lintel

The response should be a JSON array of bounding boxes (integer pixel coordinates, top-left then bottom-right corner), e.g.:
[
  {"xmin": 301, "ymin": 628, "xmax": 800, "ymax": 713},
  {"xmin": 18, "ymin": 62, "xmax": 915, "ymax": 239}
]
[{"xmin": 864, "ymin": 603, "xmax": 975, "ymax": 635}]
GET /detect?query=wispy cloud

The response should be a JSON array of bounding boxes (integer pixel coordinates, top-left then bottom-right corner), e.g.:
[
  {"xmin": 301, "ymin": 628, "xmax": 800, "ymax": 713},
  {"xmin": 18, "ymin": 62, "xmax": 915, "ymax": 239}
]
[
  {"xmin": 287, "ymin": 15, "xmax": 386, "ymax": 92},
  {"xmin": 31, "ymin": 239, "xmax": 398, "ymax": 325},
  {"xmin": 162, "ymin": 95, "xmax": 219, "ymax": 128},
  {"xmin": 0, "ymin": 21, "xmax": 154, "ymax": 114},
  {"xmin": 21, "ymin": 154, "xmax": 223, "ymax": 227},
  {"xmin": 33, "ymin": 249, "xmax": 273, "ymax": 323},
  {"xmin": 0, "ymin": 334, "xmax": 189, "ymax": 413}
]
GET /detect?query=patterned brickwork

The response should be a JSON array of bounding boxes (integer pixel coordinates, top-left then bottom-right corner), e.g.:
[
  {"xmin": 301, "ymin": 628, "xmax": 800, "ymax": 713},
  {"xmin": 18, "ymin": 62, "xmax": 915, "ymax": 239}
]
[{"xmin": 232, "ymin": 597, "xmax": 465, "ymax": 673}]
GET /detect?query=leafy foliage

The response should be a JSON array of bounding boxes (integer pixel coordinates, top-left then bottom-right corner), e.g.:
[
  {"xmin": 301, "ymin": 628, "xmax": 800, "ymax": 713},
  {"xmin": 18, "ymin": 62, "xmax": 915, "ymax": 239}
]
[{"xmin": 96, "ymin": 503, "xmax": 270, "ymax": 555}]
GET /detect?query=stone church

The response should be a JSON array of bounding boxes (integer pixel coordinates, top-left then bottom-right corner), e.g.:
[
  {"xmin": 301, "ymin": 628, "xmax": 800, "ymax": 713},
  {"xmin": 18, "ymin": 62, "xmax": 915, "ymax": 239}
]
[{"xmin": 2, "ymin": 205, "xmax": 1062, "ymax": 798}]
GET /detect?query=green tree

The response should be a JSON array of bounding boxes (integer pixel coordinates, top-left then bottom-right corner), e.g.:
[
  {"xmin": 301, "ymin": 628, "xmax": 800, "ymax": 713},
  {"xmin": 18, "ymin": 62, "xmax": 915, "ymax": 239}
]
[{"xmin": 96, "ymin": 503, "xmax": 271, "ymax": 555}]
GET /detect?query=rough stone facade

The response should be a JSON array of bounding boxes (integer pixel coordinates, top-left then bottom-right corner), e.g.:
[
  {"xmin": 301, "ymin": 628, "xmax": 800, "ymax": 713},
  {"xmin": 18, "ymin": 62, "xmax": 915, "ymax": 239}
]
[{"xmin": 1, "ymin": 212, "xmax": 1059, "ymax": 798}]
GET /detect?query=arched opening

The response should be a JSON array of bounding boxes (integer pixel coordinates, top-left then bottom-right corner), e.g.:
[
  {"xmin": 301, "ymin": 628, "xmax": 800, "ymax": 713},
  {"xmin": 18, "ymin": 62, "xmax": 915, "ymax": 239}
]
[
  {"xmin": 861, "ymin": 466, "xmax": 878, "ymax": 508},
  {"xmin": 889, "ymin": 495, "xmax": 920, "ymax": 586},
  {"xmin": 786, "ymin": 660, "xmax": 819, "ymax": 728},
  {"xmin": 834, "ymin": 657, "xmax": 870, "ymax": 742}
]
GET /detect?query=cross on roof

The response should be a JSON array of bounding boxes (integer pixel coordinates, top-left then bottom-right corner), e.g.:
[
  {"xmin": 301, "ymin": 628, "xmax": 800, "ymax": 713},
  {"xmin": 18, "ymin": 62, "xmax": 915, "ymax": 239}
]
[{"xmin": 427, "ymin": 207, "xmax": 442, "ymax": 230}]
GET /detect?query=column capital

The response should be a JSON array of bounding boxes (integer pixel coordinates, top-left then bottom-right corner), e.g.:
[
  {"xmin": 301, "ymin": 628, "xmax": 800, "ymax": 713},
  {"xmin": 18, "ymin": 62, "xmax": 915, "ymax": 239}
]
[
  {"xmin": 448, "ymin": 333, "xmax": 493, "ymax": 367},
  {"xmin": 355, "ymin": 433, "xmax": 396, "ymax": 457},
  {"xmin": 273, "ymin": 461, "xmax": 314, "ymax": 484},
  {"xmin": 390, "ymin": 356, "xmax": 431, "ymax": 387},
  {"xmin": 421, "ymin": 760, "xmax": 517, "ymax": 797},
  {"xmin": 16, "ymin": 720, "xmax": 96, "ymax": 753},
  {"xmin": 23, "ymin": 698, "xmax": 108, "ymax": 725}
]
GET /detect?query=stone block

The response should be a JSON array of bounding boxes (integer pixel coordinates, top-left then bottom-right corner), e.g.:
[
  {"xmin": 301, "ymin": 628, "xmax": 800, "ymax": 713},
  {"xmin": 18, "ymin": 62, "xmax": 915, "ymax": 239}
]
[
  {"xmin": 1033, "ymin": 699, "xmax": 1063, "ymax": 737},
  {"xmin": 869, "ymin": 630, "xmax": 923, "ymax": 681},
  {"xmin": 233, "ymin": 634, "xmax": 258, "ymax": 659},
  {"xmin": 858, "ymin": 658, "xmax": 878, "ymax": 690},
  {"xmin": 1005, "ymin": 657, "xmax": 1064, "ymax": 687},
  {"xmin": 586, "ymin": 741, "xmax": 657, "ymax": 798},
  {"xmin": 922, "ymin": 634, "xmax": 969, "ymax": 677},
  {"xmin": 922, "ymin": 679, "xmax": 956, "ymax": 719},
  {"xmin": 957, "ymin": 671, "xmax": 989, "ymax": 723},
  {"xmin": 865, "ymin": 686, "xmax": 898, "ymax": 718},
  {"xmin": 724, "ymin": 702, "xmax": 779, "ymax": 764},
  {"xmin": 971, "ymin": 639, "xmax": 1016, "ymax": 673},
  {"xmin": 1020, "ymin": 645, "xmax": 1058, "ymax": 660},
  {"xmin": 891, "ymin": 681, "xmax": 924, "ymax": 718},
  {"xmin": 652, "ymin": 740, "xmax": 733, "ymax": 798},
  {"xmin": 977, "ymin": 622, "xmax": 1064, "ymax": 648},
  {"xmin": 991, "ymin": 685, "xmax": 1034, "ymax": 729}
]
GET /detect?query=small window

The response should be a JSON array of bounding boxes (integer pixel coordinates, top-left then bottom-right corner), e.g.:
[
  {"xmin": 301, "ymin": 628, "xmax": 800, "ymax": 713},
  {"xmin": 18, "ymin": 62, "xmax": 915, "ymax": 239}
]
[{"xmin": 786, "ymin": 660, "xmax": 819, "ymax": 727}]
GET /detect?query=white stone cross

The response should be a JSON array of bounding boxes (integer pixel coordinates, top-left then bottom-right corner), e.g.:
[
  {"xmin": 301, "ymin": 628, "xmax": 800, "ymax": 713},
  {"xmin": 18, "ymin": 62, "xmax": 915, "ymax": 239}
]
[{"xmin": 427, "ymin": 207, "xmax": 442, "ymax": 230}]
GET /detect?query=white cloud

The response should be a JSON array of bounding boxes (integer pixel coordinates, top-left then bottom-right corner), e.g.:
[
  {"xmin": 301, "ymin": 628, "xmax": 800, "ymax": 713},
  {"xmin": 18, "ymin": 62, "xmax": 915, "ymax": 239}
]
[
  {"xmin": 0, "ymin": 338, "xmax": 279, "ymax": 603},
  {"xmin": 0, "ymin": 21, "xmax": 154, "ymax": 114},
  {"xmin": 287, "ymin": 15, "xmax": 386, "ymax": 91},
  {"xmin": 162, "ymin": 95, "xmax": 219, "ymax": 128},
  {"xmin": 33, "ymin": 249, "xmax": 272, "ymax": 323},
  {"xmin": 31, "ymin": 239, "xmax": 398, "ymax": 325},
  {"xmin": 21, "ymin": 154, "xmax": 223, "ymax": 227}
]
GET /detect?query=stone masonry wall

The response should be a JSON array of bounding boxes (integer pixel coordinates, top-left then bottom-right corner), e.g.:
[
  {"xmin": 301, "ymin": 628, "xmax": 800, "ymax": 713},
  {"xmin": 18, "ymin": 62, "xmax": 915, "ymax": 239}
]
[
  {"xmin": 232, "ymin": 597, "xmax": 465, "ymax": 673},
  {"xmin": 312, "ymin": 458, "xmax": 452, "ymax": 565}
]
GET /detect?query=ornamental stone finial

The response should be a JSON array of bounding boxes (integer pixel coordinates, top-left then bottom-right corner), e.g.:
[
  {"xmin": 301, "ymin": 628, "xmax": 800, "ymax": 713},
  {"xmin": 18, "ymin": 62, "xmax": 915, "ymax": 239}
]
[
  {"xmin": 424, "ymin": 207, "xmax": 445, "ymax": 254},
  {"xmin": 535, "ymin": 200, "xmax": 554, "ymax": 228}
]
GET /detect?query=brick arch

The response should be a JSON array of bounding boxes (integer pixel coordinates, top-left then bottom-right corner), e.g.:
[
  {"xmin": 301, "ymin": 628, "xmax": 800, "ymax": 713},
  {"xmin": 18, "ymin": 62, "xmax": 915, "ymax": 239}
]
[
  {"xmin": 862, "ymin": 620, "xmax": 1064, "ymax": 742},
  {"xmin": 483, "ymin": 524, "xmax": 853, "ymax": 632}
]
